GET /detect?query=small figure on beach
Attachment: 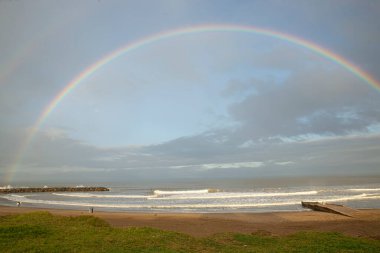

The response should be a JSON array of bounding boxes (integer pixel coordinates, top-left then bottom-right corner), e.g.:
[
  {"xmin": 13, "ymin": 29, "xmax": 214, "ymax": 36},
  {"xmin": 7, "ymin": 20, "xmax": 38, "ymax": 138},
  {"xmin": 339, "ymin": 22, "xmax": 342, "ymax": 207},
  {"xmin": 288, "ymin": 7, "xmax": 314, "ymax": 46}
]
[
  {"xmin": 89, "ymin": 207, "xmax": 94, "ymax": 213},
  {"xmin": 16, "ymin": 201, "xmax": 21, "ymax": 207}
]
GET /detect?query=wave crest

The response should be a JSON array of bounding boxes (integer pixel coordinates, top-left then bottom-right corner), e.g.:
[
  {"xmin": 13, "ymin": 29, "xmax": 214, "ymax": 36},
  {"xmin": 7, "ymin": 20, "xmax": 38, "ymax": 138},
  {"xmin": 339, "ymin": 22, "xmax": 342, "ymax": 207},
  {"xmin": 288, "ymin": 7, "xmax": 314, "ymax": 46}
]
[
  {"xmin": 347, "ymin": 188, "xmax": 380, "ymax": 192},
  {"xmin": 52, "ymin": 193, "xmax": 153, "ymax": 199},
  {"xmin": 150, "ymin": 190, "xmax": 318, "ymax": 200},
  {"xmin": 153, "ymin": 189, "xmax": 217, "ymax": 195}
]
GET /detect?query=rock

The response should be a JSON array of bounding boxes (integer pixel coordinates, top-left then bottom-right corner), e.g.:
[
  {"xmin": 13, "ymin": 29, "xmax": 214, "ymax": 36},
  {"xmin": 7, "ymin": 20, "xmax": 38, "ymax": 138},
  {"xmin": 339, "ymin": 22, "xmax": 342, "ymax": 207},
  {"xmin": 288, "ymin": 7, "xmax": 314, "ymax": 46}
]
[{"xmin": 0, "ymin": 187, "xmax": 109, "ymax": 194}]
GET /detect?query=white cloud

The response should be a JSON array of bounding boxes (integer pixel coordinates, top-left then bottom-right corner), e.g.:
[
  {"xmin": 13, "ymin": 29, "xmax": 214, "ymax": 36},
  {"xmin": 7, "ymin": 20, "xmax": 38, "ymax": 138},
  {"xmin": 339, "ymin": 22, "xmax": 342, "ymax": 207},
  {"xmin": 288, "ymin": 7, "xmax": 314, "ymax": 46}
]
[
  {"xmin": 274, "ymin": 161, "xmax": 295, "ymax": 166},
  {"xmin": 201, "ymin": 161, "xmax": 264, "ymax": 170}
]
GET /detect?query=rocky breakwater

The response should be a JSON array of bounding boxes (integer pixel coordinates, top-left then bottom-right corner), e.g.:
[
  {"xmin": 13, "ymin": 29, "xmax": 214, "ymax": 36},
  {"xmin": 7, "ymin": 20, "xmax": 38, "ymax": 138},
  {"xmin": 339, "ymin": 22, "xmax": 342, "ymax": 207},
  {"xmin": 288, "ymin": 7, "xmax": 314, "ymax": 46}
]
[{"xmin": 0, "ymin": 187, "xmax": 109, "ymax": 194}]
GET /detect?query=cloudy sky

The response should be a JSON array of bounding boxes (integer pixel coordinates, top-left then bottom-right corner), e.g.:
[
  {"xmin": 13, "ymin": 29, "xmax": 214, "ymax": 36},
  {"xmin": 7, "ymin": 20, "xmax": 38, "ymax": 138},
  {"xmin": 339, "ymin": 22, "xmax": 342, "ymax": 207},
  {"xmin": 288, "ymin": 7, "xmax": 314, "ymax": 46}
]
[{"xmin": 1, "ymin": 0, "xmax": 380, "ymax": 184}]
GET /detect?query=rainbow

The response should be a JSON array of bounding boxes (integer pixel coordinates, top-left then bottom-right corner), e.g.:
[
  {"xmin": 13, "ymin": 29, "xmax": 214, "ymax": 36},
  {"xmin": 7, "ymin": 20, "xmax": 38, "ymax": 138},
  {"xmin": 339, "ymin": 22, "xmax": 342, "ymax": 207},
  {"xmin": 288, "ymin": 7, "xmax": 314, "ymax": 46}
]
[{"xmin": 3, "ymin": 24, "xmax": 380, "ymax": 184}]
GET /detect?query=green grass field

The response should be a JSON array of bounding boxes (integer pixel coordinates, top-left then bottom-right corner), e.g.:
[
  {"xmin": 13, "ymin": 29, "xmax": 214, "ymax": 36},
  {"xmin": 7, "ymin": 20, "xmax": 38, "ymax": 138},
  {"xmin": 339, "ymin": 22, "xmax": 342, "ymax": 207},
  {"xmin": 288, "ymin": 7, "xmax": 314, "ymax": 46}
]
[{"xmin": 0, "ymin": 212, "xmax": 379, "ymax": 252}]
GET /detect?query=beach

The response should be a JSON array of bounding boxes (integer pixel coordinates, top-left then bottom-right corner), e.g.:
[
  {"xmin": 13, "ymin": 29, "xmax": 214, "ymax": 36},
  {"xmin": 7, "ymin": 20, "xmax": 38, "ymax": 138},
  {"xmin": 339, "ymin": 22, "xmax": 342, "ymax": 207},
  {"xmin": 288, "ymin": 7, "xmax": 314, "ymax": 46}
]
[
  {"xmin": 1, "ymin": 183, "xmax": 380, "ymax": 240},
  {"xmin": 1, "ymin": 205, "xmax": 379, "ymax": 239}
]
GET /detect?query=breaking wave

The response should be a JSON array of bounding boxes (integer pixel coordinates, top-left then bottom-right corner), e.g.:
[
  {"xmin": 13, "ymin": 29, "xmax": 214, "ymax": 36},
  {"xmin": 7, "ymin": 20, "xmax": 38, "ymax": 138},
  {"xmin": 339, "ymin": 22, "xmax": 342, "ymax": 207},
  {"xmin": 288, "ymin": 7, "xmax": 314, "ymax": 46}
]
[
  {"xmin": 0, "ymin": 185, "xmax": 13, "ymax": 189},
  {"xmin": 0, "ymin": 194, "xmax": 300, "ymax": 208},
  {"xmin": 153, "ymin": 189, "xmax": 216, "ymax": 195},
  {"xmin": 52, "ymin": 193, "xmax": 154, "ymax": 199},
  {"xmin": 346, "ymin": 188, "xmax": 380, "ymax": 192},
  {"xmin": 51, "ymin": 190, "xmax": 318, "ymax": 200},
  {"xmin": 149, "ymin": 190, "xmax": 318, "ymax": 200}
]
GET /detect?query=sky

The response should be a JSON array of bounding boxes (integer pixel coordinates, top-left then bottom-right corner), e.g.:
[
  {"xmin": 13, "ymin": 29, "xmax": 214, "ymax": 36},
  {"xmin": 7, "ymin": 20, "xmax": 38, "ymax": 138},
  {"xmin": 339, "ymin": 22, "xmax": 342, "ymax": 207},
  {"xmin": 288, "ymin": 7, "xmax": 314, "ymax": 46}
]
[{"xmin": 0, "ymin": 0, "xmax": 380, "ymax": 185}]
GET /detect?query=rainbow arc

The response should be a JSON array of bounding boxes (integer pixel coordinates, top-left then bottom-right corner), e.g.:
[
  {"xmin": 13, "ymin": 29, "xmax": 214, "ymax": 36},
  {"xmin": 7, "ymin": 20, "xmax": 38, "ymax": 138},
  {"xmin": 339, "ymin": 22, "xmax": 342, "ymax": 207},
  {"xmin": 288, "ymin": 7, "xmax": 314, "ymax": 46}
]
[{"xmin": 3, "ymin": 24, "xmax": 380, "ymax": 184}]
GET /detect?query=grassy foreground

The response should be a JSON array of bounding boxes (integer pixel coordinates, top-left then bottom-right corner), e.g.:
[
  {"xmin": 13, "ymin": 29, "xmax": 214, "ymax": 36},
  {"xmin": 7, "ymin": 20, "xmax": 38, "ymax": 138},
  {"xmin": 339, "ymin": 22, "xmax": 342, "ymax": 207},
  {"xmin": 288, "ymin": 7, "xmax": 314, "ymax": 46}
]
[{"xmin": 0, "ymin": 212, "xmax": 379, "ymax": 252}]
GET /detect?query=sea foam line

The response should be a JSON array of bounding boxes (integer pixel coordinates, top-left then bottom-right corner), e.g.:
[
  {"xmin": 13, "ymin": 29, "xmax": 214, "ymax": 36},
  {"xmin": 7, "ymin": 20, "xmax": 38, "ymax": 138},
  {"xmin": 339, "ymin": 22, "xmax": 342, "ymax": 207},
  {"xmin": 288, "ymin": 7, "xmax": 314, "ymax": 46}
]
[
  {"xmin": 149, "ymin": 190, "xmax": 319, "ymax": 200},
  {"xmin": 2, "ymin": 194, "xmax": 300, "ymax": 208},
  {"xmin": 153, "ymin": 189, "xmax": 213, "ymax": 195},
  {"xmin": 347, "ymin": 188, "xmax": 380, "ymax": 192},
  {"xmin": 52, "ymin": 190, "xmax": 318, "ymax": 200},
  {"xmin": 52, "ymin": 193, "xmax": 154, "ymax": 199}
]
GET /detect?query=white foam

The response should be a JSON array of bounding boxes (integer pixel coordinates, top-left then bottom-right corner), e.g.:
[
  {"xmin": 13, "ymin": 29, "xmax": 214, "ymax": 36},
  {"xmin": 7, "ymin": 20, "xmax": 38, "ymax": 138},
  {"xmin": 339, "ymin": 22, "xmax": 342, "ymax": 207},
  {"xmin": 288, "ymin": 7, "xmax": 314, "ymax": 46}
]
[
  {"xmin": 0, "ymin": 185, "xmax": 13, "ymax": 189},
  {"xmin": 52, "ymin": 190, "xmax": 317, "ymax": 200},
  {"xmin": 153, "ymin": 189, "xmax": 212, "ymax": 195},
  {"xmin": 150, "ymin": 190, "xmax": 318, "ymax": 200},
  {"xmin": 52, "ymin": 193, "xmax": 154, "ymax": 199},
  {"xmin": 347, "ymin": 188, "xmax": 380, "ymax": 192},
  {"xmin": 1, "ymin": 194, "xmax": 300, "ymax": 208},
  {"xmin": 309, "ymin": 193, "xmax": 380, "ymax": 203}
]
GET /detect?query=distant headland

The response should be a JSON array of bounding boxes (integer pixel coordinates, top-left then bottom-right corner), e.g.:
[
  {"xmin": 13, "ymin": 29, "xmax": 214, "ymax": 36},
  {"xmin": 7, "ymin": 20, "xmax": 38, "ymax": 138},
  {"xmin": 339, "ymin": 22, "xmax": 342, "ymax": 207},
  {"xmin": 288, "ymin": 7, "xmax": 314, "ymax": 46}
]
[{"xmin": 0, "ymin": 186, "xmax": 109, "ymax": 194}]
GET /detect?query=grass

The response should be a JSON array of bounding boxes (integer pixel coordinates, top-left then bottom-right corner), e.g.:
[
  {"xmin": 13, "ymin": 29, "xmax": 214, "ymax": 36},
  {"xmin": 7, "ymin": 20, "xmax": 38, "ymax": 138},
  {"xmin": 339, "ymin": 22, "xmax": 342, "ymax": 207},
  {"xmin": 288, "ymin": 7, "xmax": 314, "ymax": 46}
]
[{"xmin": 0, "ymin": 212, "xmax": 379, "ymax": 252}]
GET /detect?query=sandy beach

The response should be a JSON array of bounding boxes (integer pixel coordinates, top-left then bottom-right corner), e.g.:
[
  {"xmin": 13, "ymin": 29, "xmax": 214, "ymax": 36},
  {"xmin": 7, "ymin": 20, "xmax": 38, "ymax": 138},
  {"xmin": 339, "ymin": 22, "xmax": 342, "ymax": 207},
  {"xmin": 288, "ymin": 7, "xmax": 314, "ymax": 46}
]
[{"xmin": 1, "ymin": 205, "xmax": 379, "ymax": 239}]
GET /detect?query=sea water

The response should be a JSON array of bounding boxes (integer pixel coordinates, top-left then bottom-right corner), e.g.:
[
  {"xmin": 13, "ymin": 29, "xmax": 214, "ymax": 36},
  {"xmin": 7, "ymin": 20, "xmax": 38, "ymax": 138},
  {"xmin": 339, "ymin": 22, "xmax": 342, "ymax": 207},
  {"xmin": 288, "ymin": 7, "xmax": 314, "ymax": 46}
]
[{"xmin": 1, "ymin": 179, "xmax": 380, "ymax": 213}]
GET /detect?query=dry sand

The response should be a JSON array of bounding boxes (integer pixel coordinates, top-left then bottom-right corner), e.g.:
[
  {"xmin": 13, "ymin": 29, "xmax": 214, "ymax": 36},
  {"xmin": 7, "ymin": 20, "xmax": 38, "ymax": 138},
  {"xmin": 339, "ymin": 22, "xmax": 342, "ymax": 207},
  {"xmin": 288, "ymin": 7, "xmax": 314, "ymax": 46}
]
[{"xmin": 1, "ymin": 206, "xmax": 379, "ymax": 239}]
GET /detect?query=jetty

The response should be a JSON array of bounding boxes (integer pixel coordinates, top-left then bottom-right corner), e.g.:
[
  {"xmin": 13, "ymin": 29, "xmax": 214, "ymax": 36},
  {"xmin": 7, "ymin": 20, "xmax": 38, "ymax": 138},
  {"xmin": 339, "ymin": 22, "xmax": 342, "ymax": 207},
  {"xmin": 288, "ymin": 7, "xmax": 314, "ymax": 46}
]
[
  {"xmin": 301, "ymin": 201, "xmax": 358, "ymax": 217},
  {"xmin": 0, "ymin": 187, "xmax": 109, "ymax": 194}
]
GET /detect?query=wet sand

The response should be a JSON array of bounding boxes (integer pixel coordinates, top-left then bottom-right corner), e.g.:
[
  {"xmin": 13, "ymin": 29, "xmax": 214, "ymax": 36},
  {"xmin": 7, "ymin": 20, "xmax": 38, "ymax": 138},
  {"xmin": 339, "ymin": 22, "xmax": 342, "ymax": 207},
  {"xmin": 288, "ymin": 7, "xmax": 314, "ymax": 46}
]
[{"xmin": 1, "ymin": 205, "xmax": 380, "ymax": 239}]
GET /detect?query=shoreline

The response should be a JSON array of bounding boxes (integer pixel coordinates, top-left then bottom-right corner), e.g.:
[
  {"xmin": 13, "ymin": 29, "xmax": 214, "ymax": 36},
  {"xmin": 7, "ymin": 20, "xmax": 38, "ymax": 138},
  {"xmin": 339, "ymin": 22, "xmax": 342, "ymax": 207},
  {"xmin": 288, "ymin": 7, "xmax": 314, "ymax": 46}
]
[{"xmin": 1, "ymin": 204, "xmax": 380, "ymax": 238}]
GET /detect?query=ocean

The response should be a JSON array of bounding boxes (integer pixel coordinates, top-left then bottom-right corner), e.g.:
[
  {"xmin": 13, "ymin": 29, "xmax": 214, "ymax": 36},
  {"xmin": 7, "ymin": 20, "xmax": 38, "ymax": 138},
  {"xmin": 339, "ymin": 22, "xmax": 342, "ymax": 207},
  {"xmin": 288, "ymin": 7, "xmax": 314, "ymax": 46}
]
[{"xmin": 1, "ymin": 177, "xmax": 380, "ymax": 213}]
